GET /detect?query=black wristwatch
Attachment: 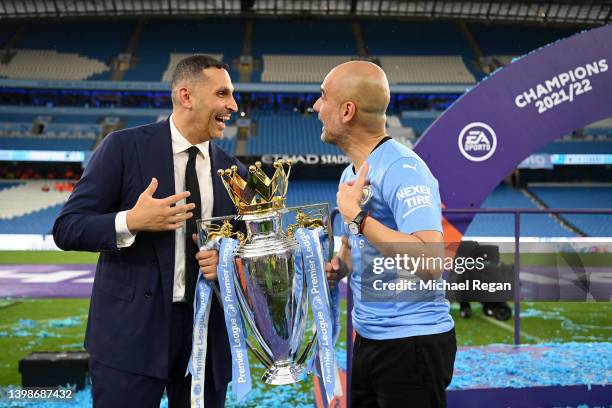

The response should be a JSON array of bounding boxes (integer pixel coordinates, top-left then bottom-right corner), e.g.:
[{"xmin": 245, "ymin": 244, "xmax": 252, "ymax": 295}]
[{"xmin": 348, "ymin": 210, "xmax": 369, "ymax": 235}]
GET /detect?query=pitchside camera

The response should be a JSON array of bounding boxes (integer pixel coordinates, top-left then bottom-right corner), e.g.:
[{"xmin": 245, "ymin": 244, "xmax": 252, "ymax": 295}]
[{"xmin": 446, "ymin": 241, "xmax": 513, "ymax": 321}]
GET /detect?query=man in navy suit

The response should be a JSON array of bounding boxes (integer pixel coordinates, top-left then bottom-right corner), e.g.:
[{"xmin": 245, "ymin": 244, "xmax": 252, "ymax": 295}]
[{"xmin": 53, "ymin": 55, "xmax": 244, "ymax": 407}]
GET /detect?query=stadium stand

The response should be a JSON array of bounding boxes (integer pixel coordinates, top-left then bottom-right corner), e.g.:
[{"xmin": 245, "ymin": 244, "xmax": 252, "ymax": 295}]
[
  {"xmin": 246, "ymin": 111, "xmax": 341, "ymax": 155},
  {"xmin": 528, "ymin": 185, "xmax": 612, "ymax": 237},
  {"xmin": 379, "ymin": 56, "xmax": 476, "ymax": 84},
  {"xmin": 584, "ymin": 117, "xmax": 612, "ymax": 139},
  {"xmin": 9, "ymin": 21, "xmax": 132, "ymax": 80},
  {"xmin": 465, "ymin": 184, "xmax": 575, "ymax": 237},
  {"xmin": 161, "ymin": 53, "xmax": 223, "ymax": 82},
  {"xmin": 0, "ymin": 50, "xmax": 108, "ymax": 81},
  {"xmin": 468, "ymin": 23, "xmax": 579, "ymax": 56},
  {"xmin": 251, "ymin": 20, "xmax": 356, "ymax": 55},
  {"xmin": 124, "ymin": 19, "xmax": 243, "ymax": 81},
  {"xmin": 0, "ymin": 180, "xmax": 70, "ymax": 234},
  {"xmin": 399, "ymin": 116, "xmax": 436, "ymax": 136},
  {"xmin": 261, "ymin": 55, "xmax": 353, "ymax": 83},
  {"xmin": 0, "ymin": 203, "xmax": 64, "ymax": 234}
]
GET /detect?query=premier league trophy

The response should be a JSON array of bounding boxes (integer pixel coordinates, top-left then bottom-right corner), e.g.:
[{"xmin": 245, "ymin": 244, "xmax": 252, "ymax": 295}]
[{"xmin": 188, "ymin": 160, "xmax": 340, "ymax": 407}]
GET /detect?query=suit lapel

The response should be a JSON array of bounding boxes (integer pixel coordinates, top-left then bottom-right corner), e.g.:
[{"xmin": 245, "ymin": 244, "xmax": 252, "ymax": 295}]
[{"xmin": 135, "ymin": 119, "xmax": 175, "ymax": 302}]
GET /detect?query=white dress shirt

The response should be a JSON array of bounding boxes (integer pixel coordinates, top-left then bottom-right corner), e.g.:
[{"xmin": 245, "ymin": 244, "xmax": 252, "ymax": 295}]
[{"xmin": 115, "ymin": 115, "xmax": 214, "ymax": 302}]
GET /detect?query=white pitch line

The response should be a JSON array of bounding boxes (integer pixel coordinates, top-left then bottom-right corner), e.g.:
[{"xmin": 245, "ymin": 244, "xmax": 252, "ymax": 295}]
[{"xmin": 476, "ymin": 314, "xmax": 544, "ymax": 342}]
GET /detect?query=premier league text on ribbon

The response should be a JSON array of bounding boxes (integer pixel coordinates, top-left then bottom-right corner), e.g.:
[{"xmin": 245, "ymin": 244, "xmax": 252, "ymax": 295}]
[
  {"xmin": 217, "ymin": 238, "xmax": 251, "ymax": 396},
  {"xmin": 297, "ymin": 228, "xmax": 336, "ymax": 394}
]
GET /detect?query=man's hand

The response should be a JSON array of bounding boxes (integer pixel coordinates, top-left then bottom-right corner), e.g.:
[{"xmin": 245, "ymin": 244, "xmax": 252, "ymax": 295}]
[
  {"xmin": 126, "ymin": 178, "xmax": 195, "ymax": 233},
  {"xmin": 337, "ymin": 162, "xmax": 369, "ymax": 223},
  {"xmin": 325, "ymin": 256, "xmax": 347, "ymax": 290},
  {"xmin": 195, "ymin": 233, "xmax": 219, "ymax": 281}
]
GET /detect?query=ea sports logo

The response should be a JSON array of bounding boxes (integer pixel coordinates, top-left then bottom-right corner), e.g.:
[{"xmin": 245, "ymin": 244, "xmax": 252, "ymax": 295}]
[{"xmin": 458, "ymin": 122, "xmax": 497, "ymax": 162}]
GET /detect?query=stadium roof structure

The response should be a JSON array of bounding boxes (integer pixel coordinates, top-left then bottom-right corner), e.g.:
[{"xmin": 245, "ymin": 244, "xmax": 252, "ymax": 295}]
[{"xmin": 0, "ymin": 1, "xmax": 609, "ymax": 25}]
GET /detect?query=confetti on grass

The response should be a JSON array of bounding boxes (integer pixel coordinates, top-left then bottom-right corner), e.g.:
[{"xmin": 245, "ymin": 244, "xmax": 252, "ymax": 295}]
[{"xmin": 449, "ymin": 342, "xmax": 612, "ymax": 390}]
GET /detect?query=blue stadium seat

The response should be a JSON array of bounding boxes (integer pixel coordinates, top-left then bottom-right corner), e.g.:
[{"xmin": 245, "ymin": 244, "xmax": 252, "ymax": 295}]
[
  {"xmin": 252, "ymin": 20, "xmax": 356, "ymax": 55},
  {"xmin": 361, "ymin": 21, "xmax": 472, "ymax": 58},
  {"xmin": 399, "ymin": 117, "xmax": 435, "ymax": 136},
  {"xmin": 469, "ymin": 24, "xmax": 579, "ymax": 56},
  {"xmin": 0, "ymin": 203, "xmax": 63, "ymax": 234},
  {"xmin": 17, "ymin": 21, "xmax": 133, "ymax": 80},
  {"xmin": 124, "ymin": 19, "xmax": 244, "ymax": 81},
  {"xmin": 247, "ymin": 111, "xmax": 342, "ymax": 155},
  {"xmin": 465, "ymin": 184, "xmax": 575, "ymax": 237},
  {"xmin": 529, "ymin": 186, "xmax": 612, "ymax": 237}
]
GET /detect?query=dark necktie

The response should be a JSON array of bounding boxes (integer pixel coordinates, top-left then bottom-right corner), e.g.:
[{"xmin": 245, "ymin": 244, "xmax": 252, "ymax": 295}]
[{"xmin": 184, "ymin": 146, "xmax": 201, "ymax": 304}]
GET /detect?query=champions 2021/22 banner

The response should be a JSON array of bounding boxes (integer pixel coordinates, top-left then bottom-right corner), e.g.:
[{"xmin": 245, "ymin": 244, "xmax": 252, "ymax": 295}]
[{"xmin": 413, "ymin": 24, "xmax": 612, "ymax": 234}]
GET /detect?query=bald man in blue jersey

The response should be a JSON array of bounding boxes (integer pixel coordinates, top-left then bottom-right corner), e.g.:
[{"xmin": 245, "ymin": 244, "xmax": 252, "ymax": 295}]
[{"xmin": 314, "ymin": 61, "xmax": 456, "ymax": 408}]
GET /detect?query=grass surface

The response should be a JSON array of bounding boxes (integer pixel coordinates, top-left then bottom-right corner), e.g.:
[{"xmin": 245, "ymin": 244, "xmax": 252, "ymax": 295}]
[
  {"xmin": 1, "ymin": 299, "xmax": 610, "ymax": 387},
  {"xmin": 0, "ymin": 251, "xmax": 99, "ymax": 265}
]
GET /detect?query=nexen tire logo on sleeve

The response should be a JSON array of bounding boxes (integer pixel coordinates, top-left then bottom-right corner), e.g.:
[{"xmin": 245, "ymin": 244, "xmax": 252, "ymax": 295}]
[{"xmin": 458, "ymin": 122, "xmax": 497, "ymax": 162}]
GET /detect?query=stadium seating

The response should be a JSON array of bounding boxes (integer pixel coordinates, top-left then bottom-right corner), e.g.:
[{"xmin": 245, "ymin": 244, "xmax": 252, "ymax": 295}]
[
  {"xmin": 124, "ymin": 19, "xmax": 244, "ymax": 81},
  {"xmin": 584, "ymin": 117, "xmax": 612, "ymax": 139},
  {"xmin": 251, "ymin": 20, "xmax": 356, "ymax": 55},
  {"xmin": 360, "ymin": 21, "xmax": 472, "ymax": 57},
  {"xmin": 161, "ymin": 53, "xmax": 223, "ymax": 82},
  {"xmin": 528, "ymin": 186, "xmax": 612, "ymax": 237},
  {"xmin": 468, "ymin": 23, "xmax": 579, "ymax": 56},
  {"xmin": 399, "ymin": 116, "xmax": 436, "ymax": 136},
  {"xmin": 246, "ymin": 111, "xmax": 341, "ymax": 155},
  {"xmin": 464, "ymin": 184, "xmax": 575, "ymax": 237},
  {"xmin": 12, "ymin": 21, "xmax": 132, "ymax": 80},
  {"xmin": 0, "ymin": 49, "xmax": 108, "ymax": 81},
  {"xmin": 261, "ymin": 55, "xmax": 353, "ymax": 83},
  {"xmin": 0, "ymin": 203, "xmax": 64, "ymax": 234},
  {"xmin": 379, "ymin": 56, "xmax": 476, "ymax": 84},
  {"xmin": 0, "ymin": 180, "xmax": 72, "ymax": 227}
]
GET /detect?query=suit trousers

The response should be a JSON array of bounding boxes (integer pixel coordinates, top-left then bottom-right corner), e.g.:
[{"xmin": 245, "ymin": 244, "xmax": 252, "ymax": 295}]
[{"xmin": 90, "ymin": 302, "xmax": 227, "ymax": 408}]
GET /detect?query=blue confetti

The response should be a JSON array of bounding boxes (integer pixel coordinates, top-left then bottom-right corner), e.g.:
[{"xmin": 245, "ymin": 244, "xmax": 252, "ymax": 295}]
[
  {"xmin": 47, "ymin": 318, "xmax": 82, "ymax": 328},
  {"xmin": 449, "ymin": 342, "xmax": 612, "ymax": 390}
]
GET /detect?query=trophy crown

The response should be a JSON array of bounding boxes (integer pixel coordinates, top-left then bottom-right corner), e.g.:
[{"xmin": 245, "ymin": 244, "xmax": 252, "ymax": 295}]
[{"xmin": 218, "ymin": 159, "xmax": 292, "ymax": 215}]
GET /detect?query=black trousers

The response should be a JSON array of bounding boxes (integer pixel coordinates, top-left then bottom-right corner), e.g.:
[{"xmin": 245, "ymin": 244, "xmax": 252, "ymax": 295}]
[
  {"xmin": 91, "ymin": 302, "xmax": 226, "ymax": 408},
  {"xmin": 350, "ymin": 329, "xmax": 456, "ymax": 408}
]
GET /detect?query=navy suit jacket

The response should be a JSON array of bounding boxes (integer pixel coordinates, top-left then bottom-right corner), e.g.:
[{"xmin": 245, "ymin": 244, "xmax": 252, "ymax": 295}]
[{"xmin": 53, "ymin": 119, "xmax": 245, "ymax": 388}]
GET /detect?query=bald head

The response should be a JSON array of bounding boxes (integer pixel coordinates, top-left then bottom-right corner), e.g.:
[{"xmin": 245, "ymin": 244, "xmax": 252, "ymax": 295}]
[{"xmin": 323, "ymin": 61, "xmax": 390, "ymax": 129}]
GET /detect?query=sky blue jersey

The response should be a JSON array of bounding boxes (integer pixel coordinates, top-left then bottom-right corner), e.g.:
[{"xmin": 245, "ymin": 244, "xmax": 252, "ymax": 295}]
[{"xmin": 339, "ymin": 138, "xmax": 454, "ymax": 340}]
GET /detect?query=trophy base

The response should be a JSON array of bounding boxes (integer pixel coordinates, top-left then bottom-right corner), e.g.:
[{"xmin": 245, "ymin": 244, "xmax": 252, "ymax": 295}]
[{"xmin": 262, "ymin": 362, "xmax": 306, "ymax": 385}]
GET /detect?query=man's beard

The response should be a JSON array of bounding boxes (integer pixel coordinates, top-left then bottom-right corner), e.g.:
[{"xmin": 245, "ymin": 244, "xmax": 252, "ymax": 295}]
[{"xmin": 321, "ymin": 128, "xmax": 340, "ymax": 146}]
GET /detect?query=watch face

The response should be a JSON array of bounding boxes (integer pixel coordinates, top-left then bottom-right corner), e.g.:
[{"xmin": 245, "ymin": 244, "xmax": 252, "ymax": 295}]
[{"xmin": 348, "ymin": 222, "xmax": 359, "ymax": 235}]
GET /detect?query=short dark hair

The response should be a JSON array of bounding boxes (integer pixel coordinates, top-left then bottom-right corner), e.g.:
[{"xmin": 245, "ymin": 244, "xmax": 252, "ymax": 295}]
[{"xmin": 170, "ymin": 54, "xmax": 228, "ymax": 91}]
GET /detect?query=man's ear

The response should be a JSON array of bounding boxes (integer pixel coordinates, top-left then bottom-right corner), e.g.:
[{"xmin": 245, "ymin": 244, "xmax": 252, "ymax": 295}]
[
  {"xmin": 341, "ymin": 101, "xmax": 356, "ymax": 124},
  {"xmin": 177, "ymin": 86, "xmax": 192, "ymax": 109}
]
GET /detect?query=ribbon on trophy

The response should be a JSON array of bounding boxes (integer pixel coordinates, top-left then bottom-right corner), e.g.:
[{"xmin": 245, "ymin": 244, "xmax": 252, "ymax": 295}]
[
  {"xmin": 295, "ymin": 227, "xmax": 341, "ymax": 403},
  {"xmin": 188, "ymin": 235, "xmax": 252, "ymax": 406},
  {"xmin": 187, "ymin": 271, "xmax": 213, "ymax": 408},
  {"xmin": 216, "ymin": 237, "xmax": 253, "ymax": 401}
]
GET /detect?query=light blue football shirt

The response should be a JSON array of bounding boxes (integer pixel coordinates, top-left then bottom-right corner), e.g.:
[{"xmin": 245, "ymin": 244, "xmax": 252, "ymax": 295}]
[{"xmin": 339, "ymin": 138, "xmax": 454, "ymax": 340}]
